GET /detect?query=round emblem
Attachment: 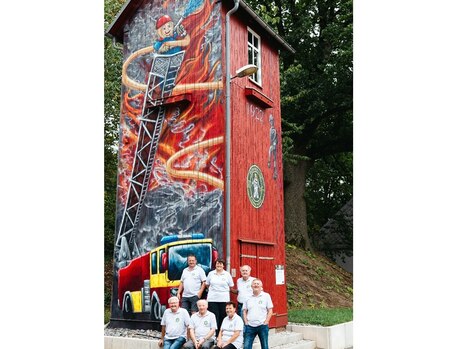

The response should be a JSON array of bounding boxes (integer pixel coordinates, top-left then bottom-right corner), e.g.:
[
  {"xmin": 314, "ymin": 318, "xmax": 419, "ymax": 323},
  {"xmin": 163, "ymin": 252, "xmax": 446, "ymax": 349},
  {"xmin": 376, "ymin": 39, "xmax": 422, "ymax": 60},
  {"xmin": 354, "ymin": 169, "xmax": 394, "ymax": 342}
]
[
  {"xmin": 204, "ymin": 320, "xmax": 208, "ymax": 325},
  {"xmin": 176, "ymin": 318, "xmax": 180, "ymax": 322},
  {"xmin": 247, "ymin": 165, "xmax": 265, "ymax": 208}
]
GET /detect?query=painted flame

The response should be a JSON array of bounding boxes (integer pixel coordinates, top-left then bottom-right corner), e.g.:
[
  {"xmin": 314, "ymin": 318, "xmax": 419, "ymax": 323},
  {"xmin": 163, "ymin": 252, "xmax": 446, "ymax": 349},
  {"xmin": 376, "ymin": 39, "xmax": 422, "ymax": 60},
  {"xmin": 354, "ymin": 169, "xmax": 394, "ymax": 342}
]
[{"xmin": 117, "ymin": 0, "xmax": 224, "ymax": 203}]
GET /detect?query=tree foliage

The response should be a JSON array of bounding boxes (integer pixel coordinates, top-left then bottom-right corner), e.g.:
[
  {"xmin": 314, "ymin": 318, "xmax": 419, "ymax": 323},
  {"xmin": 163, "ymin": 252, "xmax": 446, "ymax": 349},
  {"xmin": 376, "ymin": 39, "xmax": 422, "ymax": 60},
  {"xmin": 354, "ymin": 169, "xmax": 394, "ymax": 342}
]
[
  {"xmin": 247, "ymin": 0, "xmax": 353, "ymax": 157},
  {"xmin": 104, "ymin": 0, "xmax": 126, "ymax": 260},
  {"xmin": 305, "ymin": 153, "xmax": 352, "ymax": 258},
  {"xmin": 306, "ymin": 153, "xmax": 352, "ymax": 229}
]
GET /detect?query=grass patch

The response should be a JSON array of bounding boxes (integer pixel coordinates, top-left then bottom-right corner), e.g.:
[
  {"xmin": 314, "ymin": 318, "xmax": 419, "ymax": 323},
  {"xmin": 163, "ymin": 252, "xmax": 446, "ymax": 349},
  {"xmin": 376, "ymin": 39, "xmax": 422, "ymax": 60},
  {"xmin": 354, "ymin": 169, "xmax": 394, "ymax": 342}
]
[{"xmin": 288, "ymin": 308, "xmax": 352, "ymax": 326}]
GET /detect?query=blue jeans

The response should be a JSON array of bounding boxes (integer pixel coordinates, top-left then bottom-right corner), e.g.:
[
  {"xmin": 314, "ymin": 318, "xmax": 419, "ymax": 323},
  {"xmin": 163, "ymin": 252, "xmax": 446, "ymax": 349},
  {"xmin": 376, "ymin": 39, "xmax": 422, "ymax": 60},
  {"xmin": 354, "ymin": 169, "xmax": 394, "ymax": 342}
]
[
  {"xmin": 243, "ymin": 324, "xmax": 269, "ymax": 349},
  {"xmin": 163, "ymin": 337, "xmax": 186, "ymax": 349}
]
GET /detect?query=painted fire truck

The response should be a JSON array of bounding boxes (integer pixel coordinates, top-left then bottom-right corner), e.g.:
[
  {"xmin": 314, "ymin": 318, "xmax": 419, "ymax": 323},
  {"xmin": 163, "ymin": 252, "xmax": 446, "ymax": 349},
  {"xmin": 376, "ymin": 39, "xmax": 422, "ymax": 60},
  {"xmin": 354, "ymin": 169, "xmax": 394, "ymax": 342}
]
[{"xmin": 118, "ymin": 233, "xmax": 217, "ymax": 320}]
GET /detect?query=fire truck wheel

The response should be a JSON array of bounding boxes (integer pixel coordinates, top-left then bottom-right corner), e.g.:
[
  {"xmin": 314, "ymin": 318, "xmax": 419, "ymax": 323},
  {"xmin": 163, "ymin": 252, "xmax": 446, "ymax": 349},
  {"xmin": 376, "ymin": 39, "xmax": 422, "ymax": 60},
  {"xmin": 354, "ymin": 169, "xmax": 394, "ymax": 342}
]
[
  {"xmin": 150, "ymin": 293, "xmax": 164, "ymax": 321},
  {"xmin": 122, "ymin": 293, "xmax": 134, "ymax": 319}
]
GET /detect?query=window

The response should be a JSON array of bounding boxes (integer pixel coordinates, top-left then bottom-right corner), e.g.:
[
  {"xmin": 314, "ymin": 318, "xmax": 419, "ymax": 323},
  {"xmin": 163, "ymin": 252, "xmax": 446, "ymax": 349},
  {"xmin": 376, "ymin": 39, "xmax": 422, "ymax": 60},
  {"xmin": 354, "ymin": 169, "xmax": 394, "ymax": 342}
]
[
  {"xmin": 166, "ymin": 243, "xmax": 212, "ymax": 281},
  {"xmin": 151, "ymin": 251, "xmax": 157, "ymax": 274},
  {"xmin": 248, "ymin": 28, "xmax": 261, "ymax": 85}
]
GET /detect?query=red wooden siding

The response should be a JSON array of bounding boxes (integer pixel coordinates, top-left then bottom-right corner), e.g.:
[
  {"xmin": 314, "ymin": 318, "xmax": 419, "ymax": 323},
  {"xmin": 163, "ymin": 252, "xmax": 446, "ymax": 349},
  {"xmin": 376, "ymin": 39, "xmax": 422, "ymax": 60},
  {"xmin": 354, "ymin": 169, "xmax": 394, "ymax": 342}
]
[{"xmin": 225, "ymin": 11, "xmax": 287, "ymax": 326}]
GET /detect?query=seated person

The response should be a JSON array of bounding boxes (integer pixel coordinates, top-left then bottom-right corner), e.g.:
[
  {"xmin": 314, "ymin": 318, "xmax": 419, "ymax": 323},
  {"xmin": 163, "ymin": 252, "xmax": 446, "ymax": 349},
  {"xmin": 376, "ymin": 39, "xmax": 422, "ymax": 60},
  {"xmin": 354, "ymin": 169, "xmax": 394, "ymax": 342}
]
[
  {"xmin": 212, "ymin": 302, "xmax": 243, "ymax": 349},
  {"xmin": 183, "ymin": 299, "xmax": 216, "ymax": 349}
]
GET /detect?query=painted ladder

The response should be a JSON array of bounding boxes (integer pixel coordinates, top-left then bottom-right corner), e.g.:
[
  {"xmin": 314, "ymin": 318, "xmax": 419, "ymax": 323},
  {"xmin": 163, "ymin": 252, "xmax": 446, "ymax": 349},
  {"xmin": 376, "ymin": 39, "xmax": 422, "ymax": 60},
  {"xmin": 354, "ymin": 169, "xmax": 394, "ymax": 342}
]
[{"xmin": 115, "ymin": 51, "xmax": 186, "ymax": 264}]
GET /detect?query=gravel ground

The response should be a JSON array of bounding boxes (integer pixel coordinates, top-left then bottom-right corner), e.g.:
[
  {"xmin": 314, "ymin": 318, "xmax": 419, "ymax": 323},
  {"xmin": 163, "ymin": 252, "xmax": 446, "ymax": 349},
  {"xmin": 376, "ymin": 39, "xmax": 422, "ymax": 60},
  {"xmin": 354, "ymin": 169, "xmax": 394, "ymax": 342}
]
[{"xmin": 104, "ymin": 325, "xmax": 161, "ymax": 339}]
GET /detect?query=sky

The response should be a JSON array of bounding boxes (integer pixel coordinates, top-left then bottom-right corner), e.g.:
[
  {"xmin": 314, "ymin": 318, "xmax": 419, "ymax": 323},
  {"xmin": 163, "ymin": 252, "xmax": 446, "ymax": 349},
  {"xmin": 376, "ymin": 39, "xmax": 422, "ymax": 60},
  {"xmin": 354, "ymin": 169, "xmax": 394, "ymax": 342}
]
[{"xmin": 1, "ymin": 1, "xmax": 465, "ymax": 348}]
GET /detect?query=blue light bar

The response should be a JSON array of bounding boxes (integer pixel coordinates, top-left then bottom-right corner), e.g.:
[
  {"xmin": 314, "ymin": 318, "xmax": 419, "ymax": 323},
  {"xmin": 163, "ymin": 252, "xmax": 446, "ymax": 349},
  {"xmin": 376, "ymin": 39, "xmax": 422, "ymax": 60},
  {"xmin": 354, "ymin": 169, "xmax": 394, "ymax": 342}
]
[
  {"xmin": 160, "ymin": 233, "xmax": 205, "ymax": 245},
  {"xmin": 191, "ymin": 233, "xmax": 205, "ymax": 239}
]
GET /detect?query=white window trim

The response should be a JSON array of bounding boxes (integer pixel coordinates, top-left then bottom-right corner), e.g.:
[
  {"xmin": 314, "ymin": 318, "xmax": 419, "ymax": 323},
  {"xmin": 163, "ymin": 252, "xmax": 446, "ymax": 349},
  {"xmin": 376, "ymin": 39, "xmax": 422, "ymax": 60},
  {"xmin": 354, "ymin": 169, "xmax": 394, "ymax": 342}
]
[{"xmin": 247, "ymin": 27, "xmax": 262, "ymax": 86}]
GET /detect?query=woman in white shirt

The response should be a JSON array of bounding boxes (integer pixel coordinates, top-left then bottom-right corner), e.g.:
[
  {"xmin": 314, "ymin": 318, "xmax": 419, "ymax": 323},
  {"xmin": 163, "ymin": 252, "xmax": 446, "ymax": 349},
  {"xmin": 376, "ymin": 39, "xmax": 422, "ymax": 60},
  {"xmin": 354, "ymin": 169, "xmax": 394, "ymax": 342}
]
[
  {"xmin": 213, "ymin": 301, "xmax": 243, "ymax": 349},
  {"xmin": 206, "ymin": 258, "xmax": 234, "ymax": 336}
]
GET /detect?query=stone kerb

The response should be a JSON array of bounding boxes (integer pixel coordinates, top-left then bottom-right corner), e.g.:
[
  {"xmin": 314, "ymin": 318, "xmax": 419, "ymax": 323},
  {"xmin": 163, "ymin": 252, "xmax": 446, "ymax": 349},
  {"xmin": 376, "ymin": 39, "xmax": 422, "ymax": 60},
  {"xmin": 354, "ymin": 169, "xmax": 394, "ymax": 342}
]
[
  {"xmin": 105, "ymin": 336, "xmax": 156, "ymax": 349},
  {"xmin": 286, "ymin": 321, "xmax": 353, "ymax": 349}
]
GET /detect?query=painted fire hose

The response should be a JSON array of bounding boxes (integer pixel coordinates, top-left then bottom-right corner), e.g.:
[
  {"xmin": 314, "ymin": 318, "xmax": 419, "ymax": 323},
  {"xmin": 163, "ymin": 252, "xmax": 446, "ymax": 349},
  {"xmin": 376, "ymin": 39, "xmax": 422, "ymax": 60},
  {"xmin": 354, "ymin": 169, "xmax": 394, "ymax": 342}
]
[
  {"xmin": 121, "ymin": 45, "xmax": 223, "ymax": 92},
  {"xmin": 165, "ymin": 136, "xmax": 224, "ymax": 189}
]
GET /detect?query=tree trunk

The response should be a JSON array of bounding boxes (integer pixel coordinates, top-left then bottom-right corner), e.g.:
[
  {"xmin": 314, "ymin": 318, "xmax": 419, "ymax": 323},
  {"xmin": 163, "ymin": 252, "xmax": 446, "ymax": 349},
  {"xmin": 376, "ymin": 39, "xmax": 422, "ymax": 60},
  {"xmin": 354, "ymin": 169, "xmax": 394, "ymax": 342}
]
[{"xmin": 283, "ymin": 159, "xmax": 313, "ymax": 251}]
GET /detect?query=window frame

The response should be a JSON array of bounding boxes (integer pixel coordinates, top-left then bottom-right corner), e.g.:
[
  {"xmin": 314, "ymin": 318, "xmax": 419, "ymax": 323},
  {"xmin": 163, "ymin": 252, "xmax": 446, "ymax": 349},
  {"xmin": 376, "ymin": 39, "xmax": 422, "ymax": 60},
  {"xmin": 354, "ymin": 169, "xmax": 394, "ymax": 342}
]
[{"xmin": 247, "ymin": 27, "xmax": 262, "ymax": 86}]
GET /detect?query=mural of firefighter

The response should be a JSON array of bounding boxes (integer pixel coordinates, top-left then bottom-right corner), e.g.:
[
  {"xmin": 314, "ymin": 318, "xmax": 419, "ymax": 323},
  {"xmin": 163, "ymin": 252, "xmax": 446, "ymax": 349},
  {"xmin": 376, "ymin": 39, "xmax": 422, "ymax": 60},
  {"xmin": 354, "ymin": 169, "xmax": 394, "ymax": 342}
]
[
  {"xmin": 110, "ymin": 0, "xmax": 224, "ymax": 326},
  {"xmin": 267, "ymin": 114, "xmax": 278, "ymax": 180}
]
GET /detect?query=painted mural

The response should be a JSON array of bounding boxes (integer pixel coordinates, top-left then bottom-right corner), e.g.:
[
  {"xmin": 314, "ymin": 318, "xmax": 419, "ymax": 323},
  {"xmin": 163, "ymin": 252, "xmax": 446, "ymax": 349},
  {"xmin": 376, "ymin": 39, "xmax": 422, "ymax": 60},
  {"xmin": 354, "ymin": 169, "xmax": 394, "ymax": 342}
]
[
  {"xmin": 267, "ymin": 114, "xmax": 278, "ymax": 180},
  {"xmin": 111, "ymin": 0, "xmax": 224, "ymax": 322}
]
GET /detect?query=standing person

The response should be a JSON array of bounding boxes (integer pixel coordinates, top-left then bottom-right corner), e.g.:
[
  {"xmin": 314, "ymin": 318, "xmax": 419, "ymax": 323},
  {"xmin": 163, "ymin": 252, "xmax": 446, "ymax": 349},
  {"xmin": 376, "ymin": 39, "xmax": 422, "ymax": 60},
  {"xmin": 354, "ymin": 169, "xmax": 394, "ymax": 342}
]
[
  {"xmin": 231, "ymin": 265, "xmax": 256, "ymax": 318},
  {"xmin": 242, "ymin": 279, "xmax": 273, "ymax": 349},
  {"xmin": 159, "ymin": 297, "xmax": 190, "ymax": 349},
  {"xmin": 183, "ymin": 299, "xmax": 217, "ymax": 349},
  {"xmin": 177, "ymin": 254, "xmax": 207, "ymax": 314},
  {"xmin": 206, "ymin": 258, "xmax": 234, "ymax": 335},
  {"xmin": 213, "ymin": 302, "xmax": 244, "ymax": 349}
]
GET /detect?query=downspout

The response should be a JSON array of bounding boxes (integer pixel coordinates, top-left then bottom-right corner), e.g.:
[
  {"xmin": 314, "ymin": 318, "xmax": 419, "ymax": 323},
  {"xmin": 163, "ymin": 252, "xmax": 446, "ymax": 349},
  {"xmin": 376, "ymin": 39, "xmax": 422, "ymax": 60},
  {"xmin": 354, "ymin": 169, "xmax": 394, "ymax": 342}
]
[{"xmin": 225, "ymin": 0, "xmax": 240, "ymax": 272}]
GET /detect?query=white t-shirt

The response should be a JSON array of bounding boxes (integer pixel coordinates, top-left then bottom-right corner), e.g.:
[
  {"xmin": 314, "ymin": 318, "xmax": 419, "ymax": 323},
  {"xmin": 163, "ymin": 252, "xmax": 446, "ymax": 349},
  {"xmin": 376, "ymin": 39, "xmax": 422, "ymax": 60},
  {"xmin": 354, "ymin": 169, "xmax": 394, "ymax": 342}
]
[
  {"xmin": 220, "ymin": 313, "xmax": 244, "ymax": 349},
  {"xmin": 161, "ymin": 307, "xmax": 190, "ymax": 339},
  {"xmin": 206, "ymin": 270, "xmax": 234, "ymax": 302},
  {"xmin": 243, "ymin": 291, "xmax": 273, "ymax": 327},
  {"xmin": 188, "ymin": 310, "xmax": 217, "ymax": 340},
  {"xmin": 236, "ymin": 276, "xmax": 256, "ymax": 304},
  {"xmin": 180, "ymin": 265, "xmax": 207, "ymax": 297}
]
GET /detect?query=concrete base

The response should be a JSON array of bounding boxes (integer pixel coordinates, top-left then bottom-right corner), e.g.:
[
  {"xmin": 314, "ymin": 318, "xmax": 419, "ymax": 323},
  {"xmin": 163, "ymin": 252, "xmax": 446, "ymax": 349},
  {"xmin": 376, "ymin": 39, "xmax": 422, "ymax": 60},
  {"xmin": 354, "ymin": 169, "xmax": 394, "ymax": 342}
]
[
  {"xmin": 105, "ymin": 328, "xmax": 316, "ymax": 349},
  {"xmin": 105, "ymin": 336, "xmax": 158, "ymax": 349},
  {"xmin": 286, "ymin": 322, "xmax": 353, "ymax": 349}
]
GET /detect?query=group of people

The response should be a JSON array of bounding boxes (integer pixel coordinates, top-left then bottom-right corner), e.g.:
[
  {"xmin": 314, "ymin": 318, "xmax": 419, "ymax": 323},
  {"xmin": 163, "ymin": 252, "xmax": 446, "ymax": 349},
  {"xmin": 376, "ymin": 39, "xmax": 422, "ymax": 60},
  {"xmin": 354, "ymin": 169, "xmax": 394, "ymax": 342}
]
[{"xmin": 158, "ymin": 255, "xmax": 273, "ymax": 349}]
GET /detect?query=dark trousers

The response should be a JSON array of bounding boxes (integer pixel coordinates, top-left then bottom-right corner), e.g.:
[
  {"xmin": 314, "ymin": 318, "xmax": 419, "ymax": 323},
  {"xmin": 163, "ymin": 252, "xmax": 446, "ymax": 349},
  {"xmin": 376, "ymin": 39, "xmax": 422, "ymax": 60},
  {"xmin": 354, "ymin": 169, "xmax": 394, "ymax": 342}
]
[
  {"xmin": 208, "ymin": 301, "xmax": 226, "ymax": 336},
  {"xmin": 236, "ymin": 302, "xmax": 243, "ymax": 318},
  {"xmin": 181, "ymin": 295, "xmax": 199, "ymax": 314}
]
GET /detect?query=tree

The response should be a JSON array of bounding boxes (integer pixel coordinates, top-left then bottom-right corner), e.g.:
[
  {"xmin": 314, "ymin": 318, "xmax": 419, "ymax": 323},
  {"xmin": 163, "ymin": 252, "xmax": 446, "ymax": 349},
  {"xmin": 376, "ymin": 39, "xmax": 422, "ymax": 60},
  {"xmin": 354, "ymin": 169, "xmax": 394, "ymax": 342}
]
[
  {"xmin": 104, "ymin": 0, "xmax": 126, "ymax": 260},
  {"xmin": 247, "ymin": 0, "xmax": 353, "ymax": 250},
  {"xmin": 306, "ymin": 153, "xmax": 352, "ymax": 258}
]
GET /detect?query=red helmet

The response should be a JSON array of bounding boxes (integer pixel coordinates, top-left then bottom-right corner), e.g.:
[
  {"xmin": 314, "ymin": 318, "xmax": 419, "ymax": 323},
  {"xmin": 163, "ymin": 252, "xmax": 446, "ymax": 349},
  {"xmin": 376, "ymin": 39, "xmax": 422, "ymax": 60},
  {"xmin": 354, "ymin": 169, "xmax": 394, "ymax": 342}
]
[{"xmin": 156, "ymin": 15, "xmax": 172, "ymax": 29}]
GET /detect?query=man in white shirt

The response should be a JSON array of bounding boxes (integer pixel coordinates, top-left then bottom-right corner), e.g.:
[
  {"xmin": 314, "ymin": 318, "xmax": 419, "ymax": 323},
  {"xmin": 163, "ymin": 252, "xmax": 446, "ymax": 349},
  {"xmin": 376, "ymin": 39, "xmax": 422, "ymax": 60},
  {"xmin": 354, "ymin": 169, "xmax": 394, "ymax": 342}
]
[
  {"xmin": 177, "ymin": 254, "xmax": 207, "ymax": 314},
  {"xmin": 231, "ymin": 264, "xmax": 255, "ymax": 318},
  {"xmin": 158, "ymin": 297, "xmax": 190, "ymax": 349},
  {"xmin": 242, "ymin": 279, "xmax": 273, "ymax": 349},
  {"xmin": 213, "ymin": 302, "xmax": 243, "ymax": 349},
  {"xmin": 184, "ymin": 299, "xmax": 217, "ymax": 349}
]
